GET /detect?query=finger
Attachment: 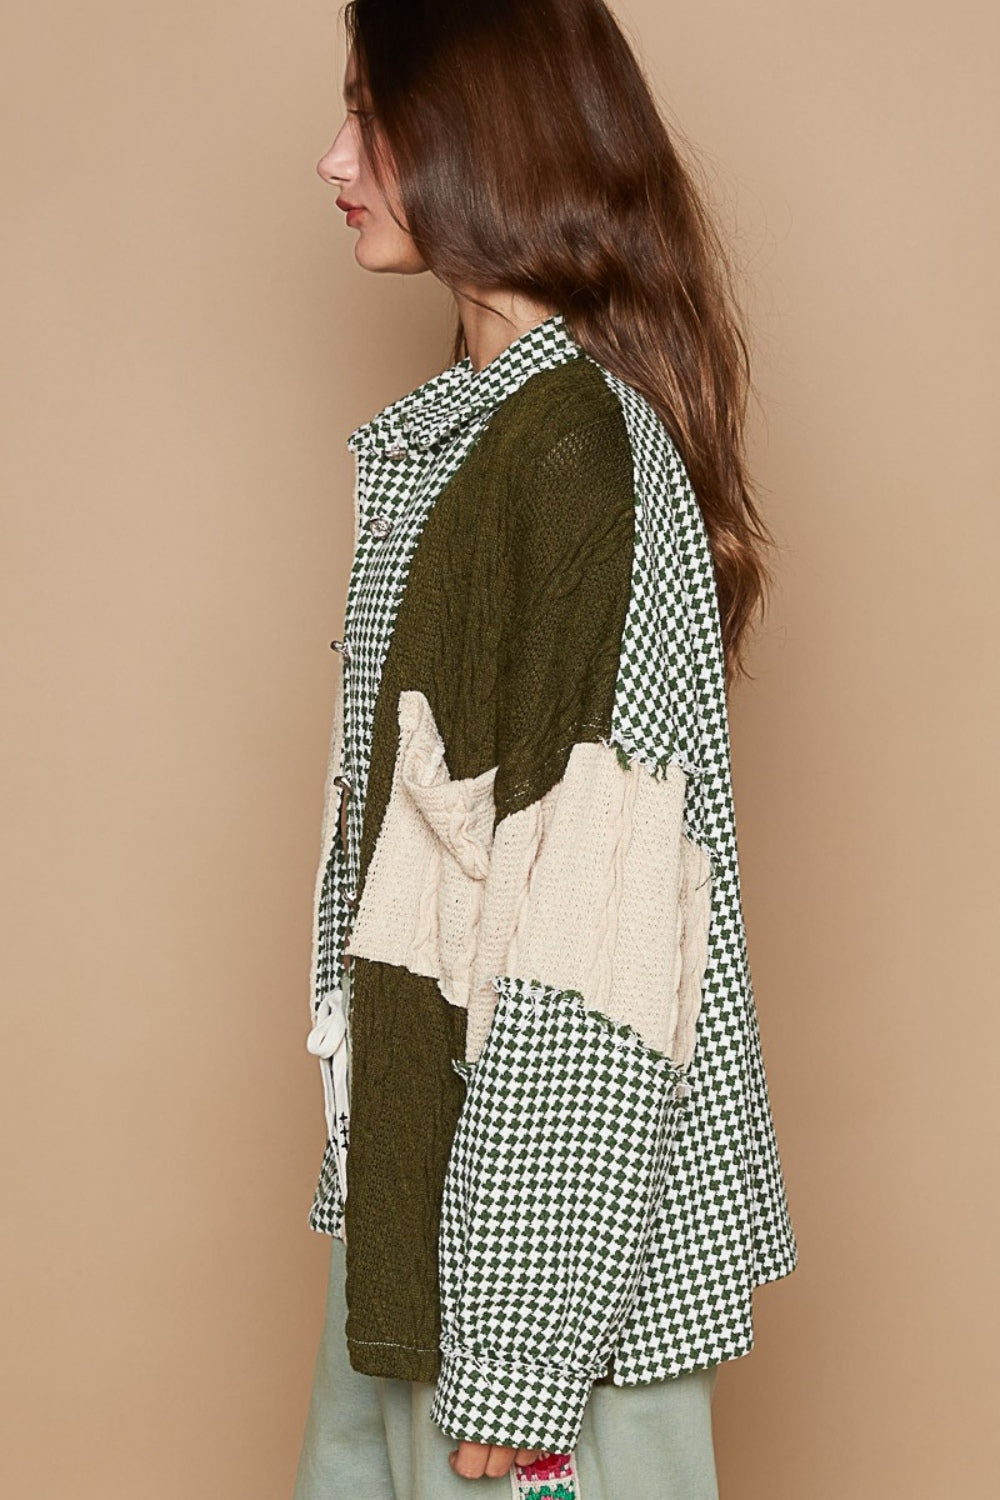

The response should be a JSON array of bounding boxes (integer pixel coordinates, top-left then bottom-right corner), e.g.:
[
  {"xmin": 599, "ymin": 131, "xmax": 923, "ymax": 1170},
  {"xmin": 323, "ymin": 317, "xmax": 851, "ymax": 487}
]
[
  {"xmin": 450, "ymin": 1441, "xmax": 490, "ymax": 1479},
  {"xmin": 484, "ymin": 1444, "xmax": 517, "ymax": 1478},
  {"xmin": 514, "ymin": 1447, "xmax": 543, "ymax": 1465}
]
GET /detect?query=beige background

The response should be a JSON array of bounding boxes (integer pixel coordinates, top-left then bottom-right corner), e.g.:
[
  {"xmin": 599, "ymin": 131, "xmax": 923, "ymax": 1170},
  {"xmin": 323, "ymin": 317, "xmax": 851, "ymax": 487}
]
[{"xmin": 2, "ymin": 1, "xmax": 997, "ymax": 1495}]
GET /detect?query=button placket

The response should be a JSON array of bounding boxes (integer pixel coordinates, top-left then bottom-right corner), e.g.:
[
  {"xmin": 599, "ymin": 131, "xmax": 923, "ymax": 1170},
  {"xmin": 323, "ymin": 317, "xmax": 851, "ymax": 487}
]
[
  {"xmin": 360, "ymin": 432, "xmax": 411, "ymax": 538},
  {"xmin": 328, "ymin": 632, "xmax": 360, "ymax": 962},
  {"xmin": 340, "ymin": 451, "xmax": 374, "ymax": 919}
]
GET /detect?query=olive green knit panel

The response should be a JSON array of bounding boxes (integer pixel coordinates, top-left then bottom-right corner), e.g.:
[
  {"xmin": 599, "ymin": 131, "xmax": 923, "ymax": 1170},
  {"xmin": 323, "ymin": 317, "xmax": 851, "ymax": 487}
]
[
  {"xmin": 492, "ymin": 410, "xmax": 635, "ymax": 824},
  {"xmin": 342, "ymin": 961, "xmax": 467, "ymax": 1382},
  {"xmin": 356, "ymin": 355, "xmax": 634, "ymax": 890},
  {"xmin": 342, "ymin": 357, "xmax": 636, "ymax": 1378}
]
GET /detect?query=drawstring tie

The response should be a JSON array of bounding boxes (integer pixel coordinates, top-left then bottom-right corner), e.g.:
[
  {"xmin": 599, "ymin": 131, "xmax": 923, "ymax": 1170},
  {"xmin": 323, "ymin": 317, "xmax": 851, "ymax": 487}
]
[{"xmin": 307, "ymin": 985, "xmax": 350, "ymax": 1207}]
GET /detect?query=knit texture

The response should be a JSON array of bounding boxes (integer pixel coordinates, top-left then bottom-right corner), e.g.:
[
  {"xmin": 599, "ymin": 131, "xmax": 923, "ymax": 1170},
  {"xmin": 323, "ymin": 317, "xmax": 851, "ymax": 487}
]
[
  {"xmin": 347, "ymin": 692, "xmax": 711, "ymax": 1063},
  {"xmin": 347, "ymin": 689, "xmax": 498, "ymax": 1010}
]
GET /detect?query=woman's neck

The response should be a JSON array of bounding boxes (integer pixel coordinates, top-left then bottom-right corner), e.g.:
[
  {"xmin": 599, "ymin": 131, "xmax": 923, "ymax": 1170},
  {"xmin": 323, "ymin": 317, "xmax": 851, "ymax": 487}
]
[{"xmin": 452, "ymin": 287, "xmax": 561, "ymax": 373}]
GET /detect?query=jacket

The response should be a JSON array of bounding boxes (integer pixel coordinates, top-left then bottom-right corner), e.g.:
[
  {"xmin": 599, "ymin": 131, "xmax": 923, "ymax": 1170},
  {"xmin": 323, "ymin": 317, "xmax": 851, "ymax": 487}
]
[{"xmin": 303, "ymin": 313, "xmax": 798, "ymax": 1454}]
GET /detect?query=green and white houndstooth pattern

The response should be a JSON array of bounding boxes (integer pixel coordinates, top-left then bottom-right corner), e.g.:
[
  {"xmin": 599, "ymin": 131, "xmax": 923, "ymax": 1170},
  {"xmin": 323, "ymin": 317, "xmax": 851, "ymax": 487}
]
[
  {"xmin": 430, "ymin": 976, "xmax": 692, "ymax": 1451},
  {"xmin": 306, "ymin": 316, "xmax": 798, "ymax": 1432},
  {"xmin": 588, "ymin": 366, "xmax": 798, "ymax": 1382}
]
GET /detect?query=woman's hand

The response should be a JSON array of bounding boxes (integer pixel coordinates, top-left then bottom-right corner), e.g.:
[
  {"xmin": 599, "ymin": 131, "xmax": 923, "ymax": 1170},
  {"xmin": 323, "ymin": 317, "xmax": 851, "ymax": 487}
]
[{"xmin": 448, "ymin": 1440, "xmax": 544, "ymax": 1479}]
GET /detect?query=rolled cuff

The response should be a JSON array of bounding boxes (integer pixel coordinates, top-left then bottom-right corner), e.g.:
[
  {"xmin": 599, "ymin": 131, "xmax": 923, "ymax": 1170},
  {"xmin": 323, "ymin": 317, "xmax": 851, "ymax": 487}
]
[{"xmin": 430, "ymin": 1345, "xmax": 594, "ymax": 1452}]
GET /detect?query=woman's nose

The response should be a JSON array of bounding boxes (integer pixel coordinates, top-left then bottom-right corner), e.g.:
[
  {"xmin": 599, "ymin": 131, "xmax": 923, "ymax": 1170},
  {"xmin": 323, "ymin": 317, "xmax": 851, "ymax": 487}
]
[
  {"xmin": 317, "ymin": 122, "xmax": 355, "ymax": 185},
  {"xmin": 316, "ymin": 146, "xmax": 339, "ymax": 183}
]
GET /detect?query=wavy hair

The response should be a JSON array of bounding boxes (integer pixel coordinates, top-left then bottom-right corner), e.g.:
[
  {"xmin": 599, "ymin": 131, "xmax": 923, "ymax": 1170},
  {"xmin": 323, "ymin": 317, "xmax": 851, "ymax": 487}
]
[{"xmin": 343, "ymin": 0, "xmax": 775, "ymax": 689}]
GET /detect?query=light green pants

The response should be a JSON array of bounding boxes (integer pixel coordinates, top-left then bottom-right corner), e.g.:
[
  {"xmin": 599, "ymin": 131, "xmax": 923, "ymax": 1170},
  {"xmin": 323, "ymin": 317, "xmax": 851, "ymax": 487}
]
[{"xmin": 293, "ymin": 1235, "xmax": 720, "ymax": 1499}]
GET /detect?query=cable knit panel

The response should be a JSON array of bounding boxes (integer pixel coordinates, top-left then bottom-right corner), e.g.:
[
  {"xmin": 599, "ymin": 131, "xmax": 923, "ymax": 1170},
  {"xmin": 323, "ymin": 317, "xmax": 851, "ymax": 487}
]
[
  {"xmin": 347, "ymin": 688, "xmax": 713, "ymax": 1068},
  {"xmin": 346, "ymin": 688, "xmax": 496, "ymax": 1008},
  {"xmin": 466, "ymin": 741, "xmax": 713, "ymax": 1066}
]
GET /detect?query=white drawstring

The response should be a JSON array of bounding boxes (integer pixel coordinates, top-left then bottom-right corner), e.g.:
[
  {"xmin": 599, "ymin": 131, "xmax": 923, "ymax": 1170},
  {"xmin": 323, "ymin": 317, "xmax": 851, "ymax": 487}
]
[
  {"xmin": 307, "ymin": 986, "xmax": 350, "ymax": 1208},
  {"xmin": 307, "ymin": 987, "xmax": 347, "ymax": 1058}
]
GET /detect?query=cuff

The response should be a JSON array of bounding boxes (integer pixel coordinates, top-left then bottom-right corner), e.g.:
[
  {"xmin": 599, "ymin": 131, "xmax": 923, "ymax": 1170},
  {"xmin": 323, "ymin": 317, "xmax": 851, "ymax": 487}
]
[{"xmin": 429, "ymin": 1345, "xmax": 594, "ymax": 1452}]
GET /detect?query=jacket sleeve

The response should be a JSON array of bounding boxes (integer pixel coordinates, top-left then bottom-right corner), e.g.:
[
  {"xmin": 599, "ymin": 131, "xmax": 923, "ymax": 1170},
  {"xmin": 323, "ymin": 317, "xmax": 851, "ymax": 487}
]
[{"xmin": 428, "ymin": 407, "xmax": 713, "ymax": 1453}]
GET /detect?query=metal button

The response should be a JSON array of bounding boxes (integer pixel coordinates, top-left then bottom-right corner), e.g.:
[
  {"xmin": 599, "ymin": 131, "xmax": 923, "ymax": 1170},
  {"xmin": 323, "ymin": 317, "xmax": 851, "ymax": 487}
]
[
  {"xmin": 366, "ymin": 514, "xmax": 393, "ymax": 539},
  {"xmin": 329, "ymin": 638, "xmax": 352, "ymax": 663},
  {"xmin": 386, "ymin": 444, "xmax": 407, "ymax": 460}
]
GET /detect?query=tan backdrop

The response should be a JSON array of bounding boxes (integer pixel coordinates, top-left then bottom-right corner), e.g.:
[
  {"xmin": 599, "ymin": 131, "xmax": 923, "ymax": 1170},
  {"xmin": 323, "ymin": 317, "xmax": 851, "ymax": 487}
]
[{"xmin": 2, "ymin": 2, "xmax": 996, "ymax": 1495}]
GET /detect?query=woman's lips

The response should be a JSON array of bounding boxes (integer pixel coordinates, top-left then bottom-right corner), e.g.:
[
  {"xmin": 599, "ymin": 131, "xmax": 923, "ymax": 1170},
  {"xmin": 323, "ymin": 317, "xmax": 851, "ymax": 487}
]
[{"xmin": 335, "ymin": 196, "xmax": 366, "ymax": 225}]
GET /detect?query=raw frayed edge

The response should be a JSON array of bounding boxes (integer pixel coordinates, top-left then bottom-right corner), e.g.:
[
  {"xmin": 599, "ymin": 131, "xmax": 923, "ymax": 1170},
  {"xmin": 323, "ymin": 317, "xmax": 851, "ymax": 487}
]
[
  {"xmin": 601, "ymin": 736, "xmax": 723, "ymax": 882},
  {"xmin": 490, "ymin": 974, "xmax": 689, "ymax": 1076}
]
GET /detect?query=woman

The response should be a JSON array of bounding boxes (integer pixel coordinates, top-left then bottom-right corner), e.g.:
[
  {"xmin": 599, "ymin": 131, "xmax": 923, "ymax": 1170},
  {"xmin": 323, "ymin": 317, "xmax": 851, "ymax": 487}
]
[{"xmin": 294, "ymin": 2, "xmax": 798, "ymax": 1495}]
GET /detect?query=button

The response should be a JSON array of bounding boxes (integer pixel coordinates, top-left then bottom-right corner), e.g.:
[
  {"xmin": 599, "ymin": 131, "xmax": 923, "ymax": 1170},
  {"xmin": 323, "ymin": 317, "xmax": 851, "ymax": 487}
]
[
  {"xmin": 366, "ymin": 514, "xmax": 393, "ymax": 539},
  {"xmin": 329, "ymin": 638, "xmax": 352, "ymax": 663},
  {"xmin": 386, "ymin": 444, "xmax": 407, "ymax": 460},
  {"xmin": 672, "ymin": 1080, "xmax": 692, "ymax": 1100}
]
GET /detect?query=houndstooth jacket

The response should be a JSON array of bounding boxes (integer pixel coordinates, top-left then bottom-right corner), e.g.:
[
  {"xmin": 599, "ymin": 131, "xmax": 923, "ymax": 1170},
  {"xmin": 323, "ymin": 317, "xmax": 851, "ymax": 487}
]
[{"xmin": 303, "ymin": 313, "xmax": 798, "ymax": 1454}]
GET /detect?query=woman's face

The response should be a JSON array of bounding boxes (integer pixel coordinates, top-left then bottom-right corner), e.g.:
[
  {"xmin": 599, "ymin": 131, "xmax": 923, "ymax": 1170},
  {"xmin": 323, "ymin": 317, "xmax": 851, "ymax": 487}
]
[{"xmin": 316, "ymin": 51, "xmax": 427, "ymax": 275}]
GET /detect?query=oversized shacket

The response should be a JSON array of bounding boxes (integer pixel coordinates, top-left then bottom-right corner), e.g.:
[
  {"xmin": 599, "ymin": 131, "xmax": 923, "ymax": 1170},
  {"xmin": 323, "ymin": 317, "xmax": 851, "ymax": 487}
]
[{"xmin": 304, "ymin": 313, "xmax": 798, "ymax": 1453}]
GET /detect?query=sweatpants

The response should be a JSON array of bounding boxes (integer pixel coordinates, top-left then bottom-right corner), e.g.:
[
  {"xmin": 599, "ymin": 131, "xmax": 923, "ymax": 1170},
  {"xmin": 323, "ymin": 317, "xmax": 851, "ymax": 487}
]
[{"xmin": 292, "ymin": 1234, "xmax": 720, "ymax": 1500}]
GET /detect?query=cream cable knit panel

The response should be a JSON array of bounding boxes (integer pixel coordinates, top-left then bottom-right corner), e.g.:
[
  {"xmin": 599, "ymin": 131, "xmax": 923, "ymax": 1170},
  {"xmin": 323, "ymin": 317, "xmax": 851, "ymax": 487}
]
[
  {"xmin": 347, "ymin": 690, "xmax": 497, "ymax": 1010},
  {"xmin": 347, "ymin": 689, "xmax": 712, "ymax": 1068}
]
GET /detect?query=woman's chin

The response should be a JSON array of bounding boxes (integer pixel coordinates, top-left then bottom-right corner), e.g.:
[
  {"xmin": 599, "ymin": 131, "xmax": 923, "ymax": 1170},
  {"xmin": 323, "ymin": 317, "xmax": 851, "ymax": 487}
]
[{"xmin": 353, "ymin": 235, "xmax": 427, "ymax": 276}]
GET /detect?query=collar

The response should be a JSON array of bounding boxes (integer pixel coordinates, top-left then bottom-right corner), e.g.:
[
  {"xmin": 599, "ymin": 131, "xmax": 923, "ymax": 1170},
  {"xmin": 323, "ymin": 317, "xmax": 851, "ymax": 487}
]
[{"xmin": 346, "ymin": 312, "xmax": 583, "ymax": 457}]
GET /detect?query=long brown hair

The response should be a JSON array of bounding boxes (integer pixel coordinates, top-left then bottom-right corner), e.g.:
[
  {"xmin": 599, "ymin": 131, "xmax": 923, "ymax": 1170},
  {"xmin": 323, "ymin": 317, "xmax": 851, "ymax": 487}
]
[{"xmin": 343, "ymin": 0, "xmax": 775, "ymax": 690}]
